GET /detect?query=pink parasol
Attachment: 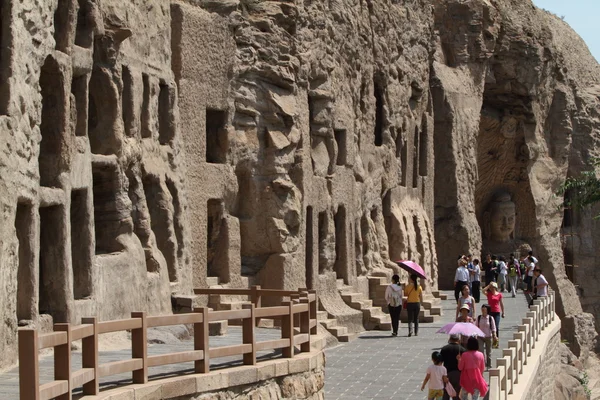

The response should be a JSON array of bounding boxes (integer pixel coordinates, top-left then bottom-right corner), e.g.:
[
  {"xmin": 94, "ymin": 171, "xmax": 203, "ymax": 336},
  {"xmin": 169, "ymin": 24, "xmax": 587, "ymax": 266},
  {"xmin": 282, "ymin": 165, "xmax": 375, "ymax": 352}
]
[
  {"xmin": 395, "ymin": 260, "xmax": 427, "ymax": 279},
  {"xmin": 436, "ymin": 322, "xmax": 485, "ymax": 337}
]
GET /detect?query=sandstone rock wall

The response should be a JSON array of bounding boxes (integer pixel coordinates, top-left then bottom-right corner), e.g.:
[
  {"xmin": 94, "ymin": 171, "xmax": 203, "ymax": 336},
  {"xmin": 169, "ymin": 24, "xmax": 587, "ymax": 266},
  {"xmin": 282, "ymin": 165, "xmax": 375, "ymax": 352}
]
[
  {"xmin": 0, "ymin": 0, "xmax": 191, "ymax": 370},
  {"xmin": 1, "ymin": 0, "xmax": 600, "ymax": 372}
]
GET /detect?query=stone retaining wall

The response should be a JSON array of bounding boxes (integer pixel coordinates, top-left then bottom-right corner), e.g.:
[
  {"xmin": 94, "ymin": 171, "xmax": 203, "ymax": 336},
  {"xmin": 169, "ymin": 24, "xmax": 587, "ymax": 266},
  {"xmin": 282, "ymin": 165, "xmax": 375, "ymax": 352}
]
[
  {"xmin": 80, "ymin": 351, "xmax": 325, "ymax": 400},
  {"xmin": 522, "ymin": 327, "xmax": 561, "ymax": 400}
]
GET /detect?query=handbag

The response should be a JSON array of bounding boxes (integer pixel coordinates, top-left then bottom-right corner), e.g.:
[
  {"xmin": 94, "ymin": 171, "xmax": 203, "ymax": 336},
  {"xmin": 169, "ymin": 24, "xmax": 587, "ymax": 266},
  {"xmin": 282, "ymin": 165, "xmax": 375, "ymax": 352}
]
[
  {"xmin": 445, "ymin": 381, "xmax": 457, "ymax": 397},
  {"xmin": 403, "ymin": 287, "xmax": 414, "ymax": 309}
]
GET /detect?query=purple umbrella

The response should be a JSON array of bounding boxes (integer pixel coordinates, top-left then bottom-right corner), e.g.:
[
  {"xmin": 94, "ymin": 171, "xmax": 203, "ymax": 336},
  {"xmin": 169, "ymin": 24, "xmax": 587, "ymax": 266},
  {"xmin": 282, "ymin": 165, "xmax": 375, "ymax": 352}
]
[
  {"xmin": 436, "ymin": 322, "xmax": 485, "ymax": 337},
  {"xmin": 395, "ymin": 260, "xmax": 427, "ymax": 279}
]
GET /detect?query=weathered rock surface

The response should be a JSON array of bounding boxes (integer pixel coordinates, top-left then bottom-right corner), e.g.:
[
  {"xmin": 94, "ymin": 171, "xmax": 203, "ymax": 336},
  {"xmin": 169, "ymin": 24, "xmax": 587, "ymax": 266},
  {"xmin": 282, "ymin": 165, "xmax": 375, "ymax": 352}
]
[{"xmin": 0, "ymin": 2, "xmax": 599, "ymax": 391}]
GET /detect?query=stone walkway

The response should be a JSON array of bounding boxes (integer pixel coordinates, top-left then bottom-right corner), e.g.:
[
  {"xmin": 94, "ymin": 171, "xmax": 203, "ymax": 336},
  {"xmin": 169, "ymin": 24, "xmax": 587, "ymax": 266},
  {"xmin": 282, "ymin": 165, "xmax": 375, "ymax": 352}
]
[
  {"xmin": 324, "ymin": 290, "xmax": 531, "ymax": 400},
  {"xmin": 0, "ymin": 290, "xmax": 531, "ymax": 399}
]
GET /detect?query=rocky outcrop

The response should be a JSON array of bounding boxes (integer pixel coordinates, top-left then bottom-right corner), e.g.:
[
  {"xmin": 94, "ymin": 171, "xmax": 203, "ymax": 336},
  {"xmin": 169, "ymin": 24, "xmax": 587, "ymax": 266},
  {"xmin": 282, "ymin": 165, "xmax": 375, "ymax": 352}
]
[{"xmin": 0, "ymin": 0, "xmax": 599, "ymax": 382}]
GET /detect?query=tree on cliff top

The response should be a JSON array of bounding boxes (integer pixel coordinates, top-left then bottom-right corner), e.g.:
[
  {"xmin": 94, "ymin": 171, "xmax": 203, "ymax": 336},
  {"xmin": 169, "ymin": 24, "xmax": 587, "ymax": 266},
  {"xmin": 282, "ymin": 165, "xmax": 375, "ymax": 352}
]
[{"xmin": 558, "ymin": 158, "xmax": 600, "ymax": 218}]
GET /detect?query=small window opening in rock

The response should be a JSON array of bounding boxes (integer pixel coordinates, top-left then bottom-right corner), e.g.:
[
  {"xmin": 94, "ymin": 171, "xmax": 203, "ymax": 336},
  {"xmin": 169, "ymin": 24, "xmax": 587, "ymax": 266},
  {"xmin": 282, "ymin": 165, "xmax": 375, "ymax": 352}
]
[
  {"xmin": 318, "ymin": 211, "xmax": 327, "ymax": 275},
  {"xmin": 53, "ymin": 0, "xmax": 70, "ymax": 52},
  {"xmin": 206, "ymin": 108, "xmax": 228, "ymax": 163},
  {"xmin": 374, "ymin": 77, "xmax": 384, "ymax": 147},
  {"xmin": 166, "ymin": 179, "xmax": 184, "ymax": 260},
  {"xmin": 334, "ymin": 129, "xmax": 347, "ymax": 166},
  {"xmin": 207, "ymin": 199, "xmax": 225, "ymax": 279},
  {"xmin": 92, "ymin": 163, "xmax": 124, "ymax": 254},
  {"xmin": 39, "ymin": 205, "xmax": 64, "ymax": 317},
  {"xmin": 122, "ymin": 66, "xmax": 135, "ymax": 137},
  {"xmin": 158, "ymin": 82, "xmax": 175, "ymax": 145},
  {"xmin": 16, "ymin": 202, "xmax": 35, "ymax": 322},
  {"xmin": 419, "ymin": 117, "xmax": 429, "ymax": 177},
  {"xmin": 562, "ymin": 190, "xmax": 574, "ymax": 228},
  {"xmin": 305, "ymin": 206, "xmax": 314, "ymax": 289},
  {"xmin": 39, "ymin": 56, "xmax": 64, "ymax": 187},
  {"xmin": 74, "ymin": 0, "xmax": 93, "ymax": 48},
  {"xmin": 143, "ymin": 175, "xmax": 178, "ymax": 282},
  {"xmin": 71, "ymin": 189, "xmax": 92, "ymax": 299},
  {"xmin": 413, "ymin": 126, "xmax": 419, "ymax": 188},
  {"xmin": 399, "ymin": 136, "xmax": 408, "ymax": 187},
  {"xmin": 564, "ymin": 248, "xmax": 575, "ymax": 283},
  {"xmin": 141, "ymin": 73, "xmax": 151, "ymax": 138},
  {"xmin": 334, "ymin": 205, "xmax": 347, "ymax": 282},
  {"xmin": 72, "ymin": 75, "xmax": 88, "ymax": 137}
]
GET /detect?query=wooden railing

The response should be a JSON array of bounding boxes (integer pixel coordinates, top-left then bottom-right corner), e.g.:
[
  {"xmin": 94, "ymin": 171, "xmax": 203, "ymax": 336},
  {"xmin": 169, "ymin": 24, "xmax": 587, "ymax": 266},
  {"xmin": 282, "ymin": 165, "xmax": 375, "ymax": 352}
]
[
  {"xmin": 488, "ymin": 290, "xmax": 557, "ymax": 400},
  {"xmin": 18, "ymin": 288, "xmax": 318, "ymax": 400}
]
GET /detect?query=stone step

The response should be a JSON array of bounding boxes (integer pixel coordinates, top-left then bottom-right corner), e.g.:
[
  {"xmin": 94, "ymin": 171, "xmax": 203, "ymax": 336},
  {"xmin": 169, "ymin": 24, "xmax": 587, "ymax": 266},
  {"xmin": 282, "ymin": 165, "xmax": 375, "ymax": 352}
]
[
  {"xmin": 316, "ymin": 311, "xmax": 329, "ymax": 321},
  {"xmin": 321, "ymin": 319, "xmax": 338, "ymax": 329},
  {"xmin": 217, "ymin": 301, "xmax": 252, "ymax": 311},
  {"xmin": 327, "ymin": 325, "xmax": 348, "ymax": 337},
  {"xmin": 432, "ymin": 291, "xmax": 448, "ymax": 300},
  {"xmin": 338, "ymin": 332, "xmax": 358, "ymax": 342},
  {"xmin": 341, "ymin": 292, "xmax": 364, "ymax": 303},
  {"xmin": 429, "ymin": 306, "xmax": 442, "ymax": 316}
]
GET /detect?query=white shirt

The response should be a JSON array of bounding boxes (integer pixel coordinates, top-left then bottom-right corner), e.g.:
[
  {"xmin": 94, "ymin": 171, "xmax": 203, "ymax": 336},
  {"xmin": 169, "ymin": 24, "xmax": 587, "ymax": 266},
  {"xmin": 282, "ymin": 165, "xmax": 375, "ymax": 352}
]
[
  {"xmin": 470, "ymin": 265, "xmax": 481, "ymax": 282},
  {"xmin": 536, "ymin": 274, "xmax": 548, "ymax": 297},
  {"xmin": 426, "ymin": 364, "xmax": 447, "ymax": 390},
  {"xmin": 527, "ymin": 262, "xmax": 535, "ymax": 277},
  {"xmin": 455, "ymin": 266, "xmax": 470, "ymax": 282}
]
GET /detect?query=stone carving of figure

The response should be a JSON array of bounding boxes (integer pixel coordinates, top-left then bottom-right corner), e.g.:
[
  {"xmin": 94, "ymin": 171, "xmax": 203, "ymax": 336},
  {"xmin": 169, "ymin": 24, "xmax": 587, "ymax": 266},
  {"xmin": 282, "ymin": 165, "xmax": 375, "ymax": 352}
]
[{"xmin": 483, "ymin": 191, "xmax": 516, "ymax": 242}]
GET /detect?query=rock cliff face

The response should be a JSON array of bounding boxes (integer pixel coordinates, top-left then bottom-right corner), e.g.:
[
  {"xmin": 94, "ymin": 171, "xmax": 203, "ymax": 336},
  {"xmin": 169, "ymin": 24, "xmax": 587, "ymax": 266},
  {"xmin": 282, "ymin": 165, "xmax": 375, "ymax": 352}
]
[{"xmin": 0, "ymin": 0, "xmax": 599, "ymax": 382}]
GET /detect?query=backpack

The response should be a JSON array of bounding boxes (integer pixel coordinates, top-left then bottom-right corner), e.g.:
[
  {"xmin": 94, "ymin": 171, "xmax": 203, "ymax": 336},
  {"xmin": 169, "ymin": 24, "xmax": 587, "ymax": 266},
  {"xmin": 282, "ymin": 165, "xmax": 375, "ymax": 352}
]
[
  {"xmin": 509, "ymin": 264, "xmax": 517, "ymax": 277},
  {"xmin": 389, "ymin": 287, "xmax": 402, "ymax": 307}
]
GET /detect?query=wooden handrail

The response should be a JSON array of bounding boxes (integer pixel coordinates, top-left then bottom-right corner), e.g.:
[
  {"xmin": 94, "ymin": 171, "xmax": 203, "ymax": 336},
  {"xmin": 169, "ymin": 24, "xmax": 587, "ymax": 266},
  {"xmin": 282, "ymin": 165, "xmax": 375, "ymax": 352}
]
[
  {"xmin": 489, "ymin": 290, "xmax": 558, "ymax": 400},
  {"xmin": 17, "ymin": 288, "xmax": 318, "ymax": 399}
]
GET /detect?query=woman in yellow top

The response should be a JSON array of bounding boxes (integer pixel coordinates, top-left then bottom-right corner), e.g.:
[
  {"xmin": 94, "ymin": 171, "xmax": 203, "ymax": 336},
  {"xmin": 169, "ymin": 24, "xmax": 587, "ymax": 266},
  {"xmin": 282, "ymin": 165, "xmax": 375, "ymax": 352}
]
[{"xmin": 404, "ymin": 274, "xmax": 424, "ymax": 337}]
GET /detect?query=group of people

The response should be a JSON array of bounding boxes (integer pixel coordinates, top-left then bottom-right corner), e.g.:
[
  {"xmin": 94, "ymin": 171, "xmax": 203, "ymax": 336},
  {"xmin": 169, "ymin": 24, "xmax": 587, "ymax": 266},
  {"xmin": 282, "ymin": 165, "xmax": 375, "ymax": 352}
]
[{"xmin": 384, "ymin": 250, "xmax": 551, "ymax": 399}]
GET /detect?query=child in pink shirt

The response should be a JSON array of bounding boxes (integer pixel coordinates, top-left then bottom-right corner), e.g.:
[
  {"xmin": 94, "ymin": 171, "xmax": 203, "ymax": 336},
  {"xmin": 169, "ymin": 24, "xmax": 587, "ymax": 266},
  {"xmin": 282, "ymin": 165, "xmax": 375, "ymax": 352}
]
[{"xmin": 458, "ymin": 337, "xmax": 488, "ymax": 400}]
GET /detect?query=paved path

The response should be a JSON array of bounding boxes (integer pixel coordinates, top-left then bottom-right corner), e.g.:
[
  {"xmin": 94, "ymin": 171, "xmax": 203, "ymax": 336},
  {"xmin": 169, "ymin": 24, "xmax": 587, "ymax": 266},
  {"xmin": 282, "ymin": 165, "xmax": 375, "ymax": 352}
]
[
  {"xmin": 324, "ymin": 290, "xmax": 531, "ymax": 400},
  {"xmin": 0, "ymin": 290, "xmax": 531, "ymax": 399}
]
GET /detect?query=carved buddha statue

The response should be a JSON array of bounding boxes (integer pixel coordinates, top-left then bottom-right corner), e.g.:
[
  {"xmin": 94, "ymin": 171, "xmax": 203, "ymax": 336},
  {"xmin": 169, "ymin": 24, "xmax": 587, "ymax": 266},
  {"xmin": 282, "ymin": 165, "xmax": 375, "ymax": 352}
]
[{"xmin": 482, "ymin": 191, "xmax": 526, "ymax": 256}]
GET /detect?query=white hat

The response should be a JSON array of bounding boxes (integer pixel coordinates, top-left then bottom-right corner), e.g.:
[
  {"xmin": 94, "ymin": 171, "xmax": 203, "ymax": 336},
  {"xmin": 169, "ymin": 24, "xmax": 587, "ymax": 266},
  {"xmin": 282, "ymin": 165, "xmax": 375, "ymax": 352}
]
[
  {"xmin": 460, "ymin": 304, "xmax": 470, "ymax": 311},
  {"xmin": 491, "ymin": 282, "xmax": 498, "ymax": 289}
]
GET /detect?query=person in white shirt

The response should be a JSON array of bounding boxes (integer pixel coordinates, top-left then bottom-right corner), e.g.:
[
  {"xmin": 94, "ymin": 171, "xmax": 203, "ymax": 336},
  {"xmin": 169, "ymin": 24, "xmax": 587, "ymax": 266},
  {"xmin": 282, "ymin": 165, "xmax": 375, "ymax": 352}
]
[
  {"xmin": 471, "ymin": 259, "xmax": 482, "ymax": 303},
  {"xmin": 524, "ymin": 256, "xmax": 535, "ymax": 292},
  {"xmin": 533, "ymin": 268, "xmax": 549, "ymax": 297},
  {"xmin": 498, "ymin": 256, "xmax": 508, "ymax": 292},
  {"xmin": 454, "ymin": 256, "xmax": 470, "ymax": 302}
]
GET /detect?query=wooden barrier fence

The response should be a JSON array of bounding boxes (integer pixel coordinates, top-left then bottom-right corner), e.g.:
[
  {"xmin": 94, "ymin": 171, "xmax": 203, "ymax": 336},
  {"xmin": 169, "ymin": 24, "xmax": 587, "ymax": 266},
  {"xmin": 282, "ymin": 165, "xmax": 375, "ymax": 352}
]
[
  {"xmin": 488, "ymin": 290, "xmax": 557, "ymax": 400},
  {"xmin": 18, "ymin": 288, "xmax": 318, "ymax": 400}
]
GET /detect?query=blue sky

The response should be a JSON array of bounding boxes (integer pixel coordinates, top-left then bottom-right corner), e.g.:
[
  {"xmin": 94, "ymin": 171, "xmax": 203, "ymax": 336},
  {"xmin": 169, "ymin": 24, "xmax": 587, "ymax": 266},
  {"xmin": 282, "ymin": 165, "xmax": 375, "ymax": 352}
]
[{"xmin": 532, "ymin": 0, "xmax": 599, "ymax": 62}]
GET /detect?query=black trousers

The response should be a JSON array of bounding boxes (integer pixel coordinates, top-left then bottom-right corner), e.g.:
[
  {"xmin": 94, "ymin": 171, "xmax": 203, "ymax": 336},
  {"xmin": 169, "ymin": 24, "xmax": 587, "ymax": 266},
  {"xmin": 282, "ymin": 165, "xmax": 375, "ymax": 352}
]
[
  {"xmin": 454, "ymin": 281, "xmax": 468, "ymax": 302},
  {"xmin": 472, "ymin": 281, "xmax": 481, "ymax": 303},
  {"xmin": 407, "ymin": 302, "xmax": 420, "ymax": 334},
  {"xmin": 388, "ymin": 304, "xmax": 401, "ymax": 334},
  {"xmin": 443, "ymin": 370, "xmax": 461, "ymax": 400}
]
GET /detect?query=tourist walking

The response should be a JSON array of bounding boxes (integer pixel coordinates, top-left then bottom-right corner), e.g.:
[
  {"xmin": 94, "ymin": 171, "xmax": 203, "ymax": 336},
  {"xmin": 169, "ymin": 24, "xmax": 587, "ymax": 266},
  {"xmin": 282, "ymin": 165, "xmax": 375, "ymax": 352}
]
[
  {"xmin": 497, "ymin": 256, "xmax": 507, "ymax": 292},
  {"xmin": 471, "ymin": 259, "xmax": 481, "ymax": 303},
  {"xmin": 404, "ymin": 274, "xmax": 423, "ymax": 337},
  {"xmin": 458, "ymin": 337, "xmax": 488, "ymax": 400},
  {"xmin": 475, "ymin": 304, "xmax": 496, "ymax": 369},
  {"xmin": 507, "ymin": 254, "xmax": 519, "ymax": 298},
  {"xmin": 482, "ymin": 254, "xmax": 495, "ymax": 287},
  {"xmin": 466, "ymin": 254, "xmax": 474, "ymax": 292},
  {"xmin": 533, "ymin": 268, "xmax": 549, "ymax": 298},
  {"xmin": 455, "ymin": 286, "xmax": 476, "ymax": 320},
  {"xmin": 441, "ymin": 334, "xmax": 466, "ymax": 400},
  {"xmin": 482, "ymin": 282, "xmax": 504, "ymax": 343},
  {"xmin": 454, "ymin": 256, "xmax": 470, "ymax": 302},
  {"xmin": 523, "ymin": 256, "xmax": 535, "ymax": 293},
  {"xmin": 384, "ymin": 274, "xmax": 403, "ymax": 336},
  {"xmin": 421, "ymin": 351, "xmax": 449, "ymax": 400},
  {"xmin": 456, "ymin": 304, "xmax": 475, "ymax": 347}
]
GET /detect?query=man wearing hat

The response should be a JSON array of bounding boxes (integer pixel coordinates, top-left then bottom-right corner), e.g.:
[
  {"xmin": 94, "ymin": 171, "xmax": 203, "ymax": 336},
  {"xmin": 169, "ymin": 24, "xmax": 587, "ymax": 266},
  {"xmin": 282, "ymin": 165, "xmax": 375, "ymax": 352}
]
[{"xmin": 440, "ymin": 334, "xmax": 466, "ymax": 400}]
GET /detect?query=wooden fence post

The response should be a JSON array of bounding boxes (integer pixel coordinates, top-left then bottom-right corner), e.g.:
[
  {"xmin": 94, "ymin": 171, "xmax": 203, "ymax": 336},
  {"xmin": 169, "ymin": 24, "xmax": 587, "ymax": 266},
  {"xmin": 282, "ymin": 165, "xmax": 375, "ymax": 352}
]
[
  {"xmin": 54, "ymin": 323, "xmax": 72, "ymax": 400},
  {"xmin": 242, "ymin": 304, "xmax": 256, "ymax": 365},
  {"xmin": 131, "ymin": 312, "xmax": 148, "ymax": 384},
  {"xmin": 300, "ymin": 297, "xmax": 311, "ymax": 353},
  {"xmin": 282, "ymin": 300, "xmax": 294, "ymax": 358},
  {"xmin": 18, "ymin": 329, "xmax": 40, "ymax": 400},
  {"xmin": 309, "ymin": 290, "xmax": 317, "ymax": 335},
  {"xmin": 291, "ymin": 294, "xmax": 300, "ymax": 328},
  {"xmin": 251, "ymin": 285, "xmax": 262, "ymax": 327},
  {"xmin": 195, "ymin": 307, "xmax": 210, "ymax": 373},
  {"xmin": 81, "ymin": 317, "xmax": 99, "ymax": 395}
]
